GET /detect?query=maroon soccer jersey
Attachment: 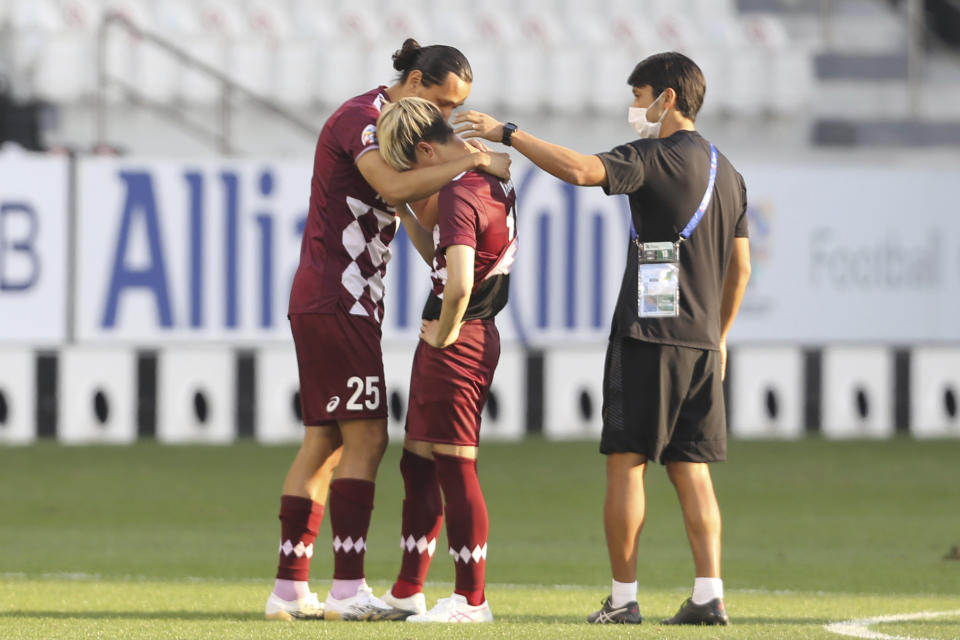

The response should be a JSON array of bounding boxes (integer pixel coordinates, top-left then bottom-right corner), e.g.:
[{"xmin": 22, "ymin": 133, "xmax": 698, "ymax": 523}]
[
  {"xmin": 422, "ymin": 171, "xmax": 518, "ymax": 321},
  {"xmin": 289, "ymin": 86, "xmax": 398, "ymax": 325}
]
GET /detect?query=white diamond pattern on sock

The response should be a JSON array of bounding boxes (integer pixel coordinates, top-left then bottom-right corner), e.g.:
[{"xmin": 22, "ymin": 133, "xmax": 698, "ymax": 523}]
[
  {"xmin": 449, "ymin": 543, "xmax": 487, "ymax": 564},
  {"xmin": 402, "ymin": 534, "xmax": 437, "ymax": 556},
  {"xmin": 279, "ymin": 540, "xmax": 314, "ymax": 558},
  {"xmin": 333, "ymin": 536, "xmax": 366, "ymax": 554}
]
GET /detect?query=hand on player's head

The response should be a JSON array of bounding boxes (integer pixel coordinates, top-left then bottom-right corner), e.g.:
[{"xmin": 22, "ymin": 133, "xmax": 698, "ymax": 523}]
[{"xmin": 453, "ymin": 110, "xmax": 503, "ymax": 144}]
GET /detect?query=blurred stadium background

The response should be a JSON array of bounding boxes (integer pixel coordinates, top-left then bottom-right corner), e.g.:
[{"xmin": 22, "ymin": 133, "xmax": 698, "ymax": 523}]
[{"xmin": 1, "ymin": 0, "xmax": 959, "ymax": 445}]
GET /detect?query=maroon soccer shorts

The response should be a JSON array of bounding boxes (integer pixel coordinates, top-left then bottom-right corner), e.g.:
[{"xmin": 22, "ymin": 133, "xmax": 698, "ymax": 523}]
[
  {"xmin": 406, "ymin": 319, "xmax": 500, "ymax": 447},
  {"xmin": 289, "ymin": 312, "xmax": 387, "ymax": 425}
]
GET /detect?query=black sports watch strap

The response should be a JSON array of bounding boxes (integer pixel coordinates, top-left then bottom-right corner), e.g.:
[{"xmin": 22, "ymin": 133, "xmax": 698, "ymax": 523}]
[{"xmin": 501, "ymin": 122, "xmax": 518, "ymax": 146}]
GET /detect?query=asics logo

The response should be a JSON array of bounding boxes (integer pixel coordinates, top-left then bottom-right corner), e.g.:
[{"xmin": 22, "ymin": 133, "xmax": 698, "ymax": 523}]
[{"xmin": 326, "ymin": 396, "xmax": 341, "ymax": 412}]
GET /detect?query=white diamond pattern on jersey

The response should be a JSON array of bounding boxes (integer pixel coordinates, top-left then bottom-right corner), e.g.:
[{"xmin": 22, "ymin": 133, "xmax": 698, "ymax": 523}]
[
  {"xmin": 341, "ymin": 196, "xmax": 396, "ymax": 322},
  {"xmin": 449, "ymin": 543, "xmax": 487, "ymax": 564},
  {"xmin": 333, "ymin": 535, "xmax": 367, "ymax": 554}
]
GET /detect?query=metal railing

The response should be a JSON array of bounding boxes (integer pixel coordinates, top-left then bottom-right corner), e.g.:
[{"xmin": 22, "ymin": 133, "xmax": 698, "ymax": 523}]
[
  {"xmin": 95, "ymin": 11, "xmax": 317, "ymax": 154},
  {"xmin": 817, "ymin": 0, "xmax": 928, "ymax": 112}
]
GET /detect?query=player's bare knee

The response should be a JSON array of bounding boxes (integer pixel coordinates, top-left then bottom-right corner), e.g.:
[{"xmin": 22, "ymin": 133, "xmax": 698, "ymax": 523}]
[
  {"xmin": 340, "ymin": 419, "xmax": 389, "ymax": 459},
  {"xmin": 302, "ymin": 424, "xmax": 343, "ymax": 453}
]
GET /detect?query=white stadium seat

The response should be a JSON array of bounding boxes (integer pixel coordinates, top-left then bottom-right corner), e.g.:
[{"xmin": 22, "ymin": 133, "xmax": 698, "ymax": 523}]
[
  {"xmin": 275, "ymin": 39, "xmax": 317, "ymax": 108},
  {"xmin": 157, "ymin": 346, "xmax": 236, "ymax": 444},
  {"xmin": 8, "ymin": 0, "xmax": 62, "ymax": 99},
  {"xmin": 821, "ymin": 346, "xmax": 895, "ymax": 439},
  {"xmin": 57, "ymin": 346, "xmax": 137, "ymax": 444},
  {"xmin": 0, "ymin": 347, "xmax": 37, "ymax": 445},
  {"xmin": 30, "ymin": 0, "xmax": 103, "ymax": 102},
  {"xmin": 460, "ymin": 44, "xmax": 501, "ymax": 112}
]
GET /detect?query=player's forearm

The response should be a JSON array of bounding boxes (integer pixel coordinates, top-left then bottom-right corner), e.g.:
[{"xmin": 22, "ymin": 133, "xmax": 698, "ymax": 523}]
[
  {"xmin": 380, "ymin": 154, "xmax": 484, "ymax": 205},
  {"xmin": 398, "ymin": 205, "xmax": 435, "ymax": 266},
  {"xmin": 435, "ymin": 288, "xmax": 470, "ymax": 345}
]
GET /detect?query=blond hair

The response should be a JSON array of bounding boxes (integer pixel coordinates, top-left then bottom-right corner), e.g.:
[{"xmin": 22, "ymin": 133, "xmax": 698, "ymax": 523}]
[{"xmin": 376, "ymin": 97, "xmax": 453, "ymax": 171}]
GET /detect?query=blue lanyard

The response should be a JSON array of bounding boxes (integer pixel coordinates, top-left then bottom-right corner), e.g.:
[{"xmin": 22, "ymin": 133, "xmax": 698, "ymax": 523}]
[
  {"xmin": 679, "ymin": 143, "xmax": 718, "ymax": 241},
  {"xmin": 628, "ymin": 142, "xmax": 718, "ymax": 242}
]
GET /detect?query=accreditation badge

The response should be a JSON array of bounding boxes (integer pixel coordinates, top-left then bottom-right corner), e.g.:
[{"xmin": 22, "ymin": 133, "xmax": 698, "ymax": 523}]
[{"xmin": 637, "ymin": 241, "xmax": 680, "ymax": 318}]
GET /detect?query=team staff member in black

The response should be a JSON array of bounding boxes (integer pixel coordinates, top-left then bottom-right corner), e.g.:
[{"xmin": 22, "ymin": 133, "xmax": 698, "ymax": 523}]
[{"xmin": 454, "ymin": 52, "xmax": 751, "ymax": 626}]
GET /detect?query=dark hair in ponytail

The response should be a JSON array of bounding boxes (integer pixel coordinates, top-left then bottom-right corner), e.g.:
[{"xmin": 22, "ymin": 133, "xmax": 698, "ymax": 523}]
[{"xmin": 392, "ymin": 38, "xmax": 473, "ymax": 87}]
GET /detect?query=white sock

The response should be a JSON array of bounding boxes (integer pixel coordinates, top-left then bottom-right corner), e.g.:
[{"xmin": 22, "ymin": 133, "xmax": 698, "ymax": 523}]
[
  {"xmin": 273, "ymin": 578, "xmax": 310, "ymax": 601},
  {"xmin": 691, "ymin": 577, "xmax": 723, "ymax": 605},
  {"xmin": 610, "ymin": 579, "xmax": 638, "ymax": 608}
]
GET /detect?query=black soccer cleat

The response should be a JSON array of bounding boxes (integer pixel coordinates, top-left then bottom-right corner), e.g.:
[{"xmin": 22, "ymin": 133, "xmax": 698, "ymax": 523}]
[
  {"xmin": 586, "ymin": 596, "xmax": 642, "ymax": 624},
  {"xmin": 661, "ymin": 597, "xmax": 730, "ymax": 626}
]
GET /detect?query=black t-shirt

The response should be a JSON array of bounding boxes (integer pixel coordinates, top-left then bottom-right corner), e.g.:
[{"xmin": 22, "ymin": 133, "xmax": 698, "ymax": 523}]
[{"xmin": 597, "ymin": 130, "xmax": 748, "ymax": 351}]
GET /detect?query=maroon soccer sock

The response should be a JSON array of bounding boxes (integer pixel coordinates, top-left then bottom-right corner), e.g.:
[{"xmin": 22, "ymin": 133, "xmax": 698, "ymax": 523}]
[
  {"xmin": 276, "ymin": 495, "xmax": 324, "ymax": 581},
  {"xmin": 435, "ymin": 453, "xmax": 488, "ymax": 606},
  {"xmin": 392, "ymin": 450, "xmax": 444, "ymax": 598},
  {"xmin": 328, "ymin": 478, "xmax": 375, "ymax": 580}
]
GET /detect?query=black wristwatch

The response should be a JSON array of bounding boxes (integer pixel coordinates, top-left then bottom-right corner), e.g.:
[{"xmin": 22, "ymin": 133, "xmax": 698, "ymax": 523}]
[{"xmin": 501, "ymin": 122, "xmax": 518, "ymax": 147}]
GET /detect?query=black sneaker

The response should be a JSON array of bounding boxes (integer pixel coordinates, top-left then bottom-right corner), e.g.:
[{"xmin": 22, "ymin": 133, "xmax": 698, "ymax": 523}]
[
  {"xmin": 586, "ymin": 596, "xmax": 642, "ymax": 624},
  {"xmin": 661, "ymin": 597, "xmax": 730, "ymax": 626}
]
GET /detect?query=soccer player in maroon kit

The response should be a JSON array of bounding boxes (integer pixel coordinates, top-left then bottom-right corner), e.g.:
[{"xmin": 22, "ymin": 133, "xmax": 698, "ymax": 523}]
[
  {"xmin": 264, "ymin": 40, "xmax": 510, "ymax": 621},
  {"xmin": 372, "ymin": 97, "xmax": 518, "ymax": 623}
]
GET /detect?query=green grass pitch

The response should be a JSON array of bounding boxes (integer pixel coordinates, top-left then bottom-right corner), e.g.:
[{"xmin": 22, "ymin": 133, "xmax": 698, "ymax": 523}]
[{"xmin": 1, "ymin": 437, "xmax": 959, "ymax": 639}]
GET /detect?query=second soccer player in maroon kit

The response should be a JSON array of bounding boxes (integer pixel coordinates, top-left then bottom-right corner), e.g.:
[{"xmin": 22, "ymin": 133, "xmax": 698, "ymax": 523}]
[{"xmin": 374, "ymin": 97, "xmax": 518, "ymax": 623}]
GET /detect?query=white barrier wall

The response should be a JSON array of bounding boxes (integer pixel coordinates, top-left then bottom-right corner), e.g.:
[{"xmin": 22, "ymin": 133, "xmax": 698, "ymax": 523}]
[
  {"xmin": 910, "ymin": 347, "xmax": 960, "ymax": 439},
  {"xmin": 481, "ymin": 345, "xmax": 526, "ymax": 442},
  {"xmin": 157, "ymin": 346, "xmax": 236, "ymax": 444},
  {"xmin": 821, "ymin": 346, "xmax": 895, "ymax": 439},
  {"xmin": 4, "ymin": 345, "xmax": 960, "ymax": 441},
  {"xmin": 58, "ymin": 346, "xmax": 137, "ymax": 444},
  {"xmin": 730, "ymin": 346, "xmax": 805, "ymax": 439},
  {"xmin": 382, "ymin": 344, "xmax": 418, "ymax": 442},
  {"xmin": 542, "ymin": 346, "xmax": 606, "ymax": 440},
  {"xmin": 0, "ymin": 347, "xmax": 36, "ymax": 444},
  {"xmin": 254, "ymin": 344, "xmax": 302, "ymax": 444}
]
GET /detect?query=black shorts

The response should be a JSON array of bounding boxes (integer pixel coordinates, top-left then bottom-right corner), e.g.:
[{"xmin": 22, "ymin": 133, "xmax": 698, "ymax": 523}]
[{"xmin": 600, "ymin": 337, "xmax": 726, "ymax": 464}]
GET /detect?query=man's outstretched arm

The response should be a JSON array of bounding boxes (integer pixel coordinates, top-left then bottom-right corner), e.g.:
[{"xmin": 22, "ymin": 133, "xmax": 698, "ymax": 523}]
[{"xmin": 454, "ymin": 111, "xmax": 608, "ymax": 188}]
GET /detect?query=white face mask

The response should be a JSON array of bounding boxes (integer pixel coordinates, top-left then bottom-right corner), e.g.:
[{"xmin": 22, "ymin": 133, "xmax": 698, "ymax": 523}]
[{"xmin": 627, "ymin": 91, "xmax": 668, "ymax": 138}]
